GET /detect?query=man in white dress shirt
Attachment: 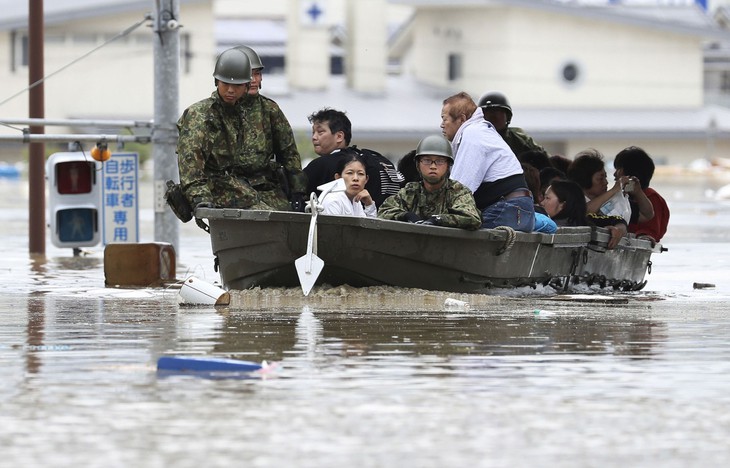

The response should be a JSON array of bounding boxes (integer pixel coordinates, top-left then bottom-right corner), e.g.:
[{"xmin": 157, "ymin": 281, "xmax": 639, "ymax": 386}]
[{"xmin": 440, "ymin": 92, "xmax": 535, "ymax": 232}]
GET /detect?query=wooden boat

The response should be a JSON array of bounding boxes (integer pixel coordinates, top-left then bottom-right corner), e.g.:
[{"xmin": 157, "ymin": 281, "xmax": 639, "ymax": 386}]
[{"xmin": 197, "ymin": 208, "xmax": 663, "ymax": 294}]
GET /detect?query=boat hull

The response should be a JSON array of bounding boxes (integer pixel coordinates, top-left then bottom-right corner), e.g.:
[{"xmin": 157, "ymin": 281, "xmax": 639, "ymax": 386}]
[{"xmin": 199, "ymin": 209, "xmax": 661, "ymax": 294}]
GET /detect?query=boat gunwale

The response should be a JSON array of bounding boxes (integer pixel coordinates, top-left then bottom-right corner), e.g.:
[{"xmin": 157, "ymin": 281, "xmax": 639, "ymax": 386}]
[{"xmin": 196, "ymin": 208, "xmax": 615, "ymax": 247}]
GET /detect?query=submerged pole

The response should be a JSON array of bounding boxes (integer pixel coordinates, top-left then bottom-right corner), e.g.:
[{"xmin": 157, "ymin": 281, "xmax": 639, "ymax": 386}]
[
  {"xmin": 152, "ymin": 0, "xmax": 180, "ymax": 253},
  {"xmin": 28, "ymin": 0, "xmax": 45, "ymax": 255}
]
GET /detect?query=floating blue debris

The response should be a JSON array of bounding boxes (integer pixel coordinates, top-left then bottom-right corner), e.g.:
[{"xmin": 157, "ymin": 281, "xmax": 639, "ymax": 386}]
[
  {"xmin": 0, "ymin": 164, "xmax": 21, "ymax": 179},
  {"xmin": 156, "ymin": 355, "xmax": 276, "ymax": 376}
]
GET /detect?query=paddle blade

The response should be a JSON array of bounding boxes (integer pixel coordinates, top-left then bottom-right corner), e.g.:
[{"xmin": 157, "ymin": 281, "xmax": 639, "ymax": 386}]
[{"xmin": 294, "ymin": 253, "xmax": 324, "ymax": 296}]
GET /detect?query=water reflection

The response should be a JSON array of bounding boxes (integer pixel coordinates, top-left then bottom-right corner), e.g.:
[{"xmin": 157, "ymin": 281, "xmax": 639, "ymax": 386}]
[
  {"xmin": 5, "ymin": 296, "xmax": 185, "ymax": 383},
  {"xmin": 2, "ymin": 292, "xmax": 727, "ymax": 468},
  {"xmin": 25, "ymin": 295, "xmax": 45, "ymax": 374},
  {"xmin": 51, "ymin": 255, "xmax": 102, "ymax": 271},
  {"xmin": 19, "ymin": 251, "xmax": 103, "ymax": 294},
  {"xmin": 293, "ymin": 305, "xmax": 324, "ymax": 359},
  {"xmin": 212, "ymin": 304, "xmax": 665, "ymax": 363}
]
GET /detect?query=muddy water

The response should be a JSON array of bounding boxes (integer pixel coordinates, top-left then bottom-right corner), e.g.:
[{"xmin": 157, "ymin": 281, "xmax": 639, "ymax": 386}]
[
  {"xmin": 3, "ymin": 295, "xmax": 730, "ymax": 467},
  {"xmin": 1, "ymin": 175, "xmax": 730, "ymax": 467}
]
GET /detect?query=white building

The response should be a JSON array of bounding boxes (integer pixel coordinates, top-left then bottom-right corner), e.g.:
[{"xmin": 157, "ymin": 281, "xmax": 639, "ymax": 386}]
[
  {"xmin": 2, "ymin": 0, "xmax": 730, "ymax": 166},
  {"xmin": 0, "ymin": 0, "xmax": 213, "ymax": 159},
  {"xmin": 377, "ymin": 0, "xmax": 730, "ymax": 164}
]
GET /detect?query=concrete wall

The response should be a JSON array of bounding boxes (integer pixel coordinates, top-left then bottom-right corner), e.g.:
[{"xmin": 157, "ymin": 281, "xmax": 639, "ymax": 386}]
[
  {"xmin": 345, "ymin": 0, "xmax": 387, "ymax": 94},
  {"xmin": 285, "ymin": 0, "xmax": 330, "ymax": 91}
]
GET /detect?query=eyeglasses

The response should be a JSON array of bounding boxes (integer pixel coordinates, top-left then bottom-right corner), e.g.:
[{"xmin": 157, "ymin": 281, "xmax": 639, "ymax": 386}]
[{"xmin": 418, "ymin": 158, "xmax": 449, "ymax": 167}]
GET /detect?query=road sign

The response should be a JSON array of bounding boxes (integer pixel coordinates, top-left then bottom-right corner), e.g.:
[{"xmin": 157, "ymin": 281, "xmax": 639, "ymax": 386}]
[{"xmin": 101, "ymin": 153, "xmax": 139, "ymax": 244}]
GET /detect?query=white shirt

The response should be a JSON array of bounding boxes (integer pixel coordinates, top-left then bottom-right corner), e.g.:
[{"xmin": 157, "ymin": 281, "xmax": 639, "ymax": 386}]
[
  {"xmin": 450, "ymin": 107, "xmax": 523, "ymax": 192},
  {"xmin": 317, "ymin": 179, "xmax": 377, "ymax": 218}
]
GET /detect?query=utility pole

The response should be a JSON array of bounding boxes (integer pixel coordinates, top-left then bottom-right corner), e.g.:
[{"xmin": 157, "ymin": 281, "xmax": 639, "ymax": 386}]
[
  {"xmin": 28, "ymin": 0, "xmax": 45, "ymax": 255},
  {"xmin": 152, "ymin": 0, "xmax": 180, "ymax": 253}
]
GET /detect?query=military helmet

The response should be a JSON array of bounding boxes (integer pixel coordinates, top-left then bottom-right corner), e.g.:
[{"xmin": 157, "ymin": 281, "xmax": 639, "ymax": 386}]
[
  {"xmin": 415, "ymin": 135, "xmax": 454, "ymax": 164},
  {"xmin": 235, "ymin": 45, "xmax": 264, "ymax": 70},
  {"xmin": 213, "ymin": 48, "xmax": 252, "ymax": 84},
  {"xmin": 478, "ymin": 92, "xmax": 513, "ymax": 124}
]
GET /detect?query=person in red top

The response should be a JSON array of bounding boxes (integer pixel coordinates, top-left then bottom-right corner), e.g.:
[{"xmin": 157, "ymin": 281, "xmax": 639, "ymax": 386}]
[{"xmin": 613, "ymin": 146, "xmax": 669, "ymax": 244}]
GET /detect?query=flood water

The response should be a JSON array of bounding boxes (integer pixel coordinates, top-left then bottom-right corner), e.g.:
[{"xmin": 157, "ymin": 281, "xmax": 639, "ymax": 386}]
[{"xmin": 1, "ymin": 173, "xmax": 730, "ymax": 467}]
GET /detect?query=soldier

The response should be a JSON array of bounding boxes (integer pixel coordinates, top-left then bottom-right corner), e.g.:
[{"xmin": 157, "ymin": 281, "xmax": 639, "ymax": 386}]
[
  {"xmin": 235, "ymin": 45, "xmax": 307, "ymax": 211},
  {"xmin": 478, "ymin": 92, "xmax": 549, "ymax": 160},
  {"xmin": 377, "ymin": 135, "xmax": 481, "ymax": 230},
  {"xmin": 177, "ymin": 47, "xmax": 303, "ymax": 212}
]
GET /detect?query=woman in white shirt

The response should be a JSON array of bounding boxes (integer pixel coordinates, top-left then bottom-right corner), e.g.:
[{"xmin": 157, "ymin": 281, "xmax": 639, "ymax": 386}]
[{"xmin": 317, "ymin": 154, "xmax": 377, "ymax": 217}]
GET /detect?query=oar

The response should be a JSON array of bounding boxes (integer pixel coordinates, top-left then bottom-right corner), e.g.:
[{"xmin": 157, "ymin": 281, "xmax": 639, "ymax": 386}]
[{"xmin": 295, "ymin": 192, "xmax": 325, "ymax": 296}]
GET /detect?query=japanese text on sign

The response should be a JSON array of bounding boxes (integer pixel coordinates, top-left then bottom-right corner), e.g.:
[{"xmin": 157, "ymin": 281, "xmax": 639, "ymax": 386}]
[{"xmin": 102, "ymin": 153, "xmax": 139, "ymax": 244}]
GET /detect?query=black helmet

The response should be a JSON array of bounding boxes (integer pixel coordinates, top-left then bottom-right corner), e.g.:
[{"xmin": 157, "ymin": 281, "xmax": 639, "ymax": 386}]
[
  {"xmin": 235, "ymin": 45, "xmax": 264, "ymax": 70},
  {"xmin": 478, "ymin": 92, "xmax": 513, "ymax": 125},
  {"xmin": 213, "ymin": 48, "xmax": 252, "ymax": 84},
  {"xmin": 415, "ymin": 135, "xmax": 453, "ymax": 164}
]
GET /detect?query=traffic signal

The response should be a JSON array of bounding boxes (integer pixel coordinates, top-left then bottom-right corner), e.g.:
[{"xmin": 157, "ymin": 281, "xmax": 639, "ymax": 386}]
[{"xmin": 46, "ymin": 152, "xmax": 102, "ymax": 249}]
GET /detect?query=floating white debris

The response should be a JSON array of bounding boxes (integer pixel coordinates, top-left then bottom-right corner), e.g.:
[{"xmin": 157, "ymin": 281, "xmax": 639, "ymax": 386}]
[
  {"xmin": 444, "ymin": 298, "xmax": 470, "ymax": 310},
  {"xmin": 533, "ymin": 309, "xmax": 556, "ymax": 317},
  {"xmin": 178, "ymin": 276, "xmax": 230, "ymax": 305}
]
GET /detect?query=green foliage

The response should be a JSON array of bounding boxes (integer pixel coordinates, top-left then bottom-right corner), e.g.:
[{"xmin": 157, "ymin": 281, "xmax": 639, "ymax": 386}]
[
  {"xmin": 118, "ymin": 141, "xmax": 151, "ymax": 164},
  {"xmin": 294, "ymin": 130, "xmax": 317, "ymax": 161}
]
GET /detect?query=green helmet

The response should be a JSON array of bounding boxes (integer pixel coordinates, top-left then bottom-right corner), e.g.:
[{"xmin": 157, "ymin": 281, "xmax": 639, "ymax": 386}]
[
  {"xmin": 416, "ymin": 135, "xmax": 453, "ymax": 164},
  {"xmin": 213, "ymin": 48, "xmax": 252, "ymax": 84},
  {"xmin": 478, "ymin": 92, "xmax": 513, "ymax": 124},
  {"xmin": 235, "ymin": 45, "xmax": 264, "ymax": 70}
]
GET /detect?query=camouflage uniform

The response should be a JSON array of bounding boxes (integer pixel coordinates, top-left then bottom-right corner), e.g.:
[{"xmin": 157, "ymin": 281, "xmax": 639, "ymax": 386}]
[
  {"xmin": 245, "ymin": 93, "xmax": 308, "ymax": 210},
  {"xmin": 502, "ymin": 127, "xmax": 549, "ymax": 159},
  {"xmin": 377, "ymin": 179, "xmax": 482, "ymax": 230},
  {"xmin": 176, "ymin": 91, "xmax": 306, "ymax": 210}
]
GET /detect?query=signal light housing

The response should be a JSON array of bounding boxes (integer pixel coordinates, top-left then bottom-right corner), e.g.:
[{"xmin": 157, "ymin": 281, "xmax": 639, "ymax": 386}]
[{"xmin": 46, "ymin": 152, "xmax": 102, "ymax": 249}]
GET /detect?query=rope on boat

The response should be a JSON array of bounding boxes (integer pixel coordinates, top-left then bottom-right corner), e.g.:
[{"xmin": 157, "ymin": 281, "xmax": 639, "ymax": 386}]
[
  {"xmin": 195, "ymin": 217, "xmax": 210, "ymax": 233},
  {"xmin": 494, "ymin": 226, "xmax": 516, "ymax": 256}
]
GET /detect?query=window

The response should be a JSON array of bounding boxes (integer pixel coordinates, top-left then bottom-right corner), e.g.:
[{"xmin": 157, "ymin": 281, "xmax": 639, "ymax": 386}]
[
  {"xmin": 562, "ymin": 62, "xmax": 579, "ymax": 83},
  {"xmin": 10, "ymin": 30, "xmax": 29, "ymax": 71},
  {"xmin": 331, "ymin": 56, "xmax": 343, "ymax": 75},
  {"xmin": 721, "ymin": 70, "xmax": 730, "ymax": 93},
  {"xmin": 448, "ymin": 53, "xmax": 462, "ymax": 81},
  {"xmin": 181, "ymin": 33, "xmax": 191, "ymax": 74}
]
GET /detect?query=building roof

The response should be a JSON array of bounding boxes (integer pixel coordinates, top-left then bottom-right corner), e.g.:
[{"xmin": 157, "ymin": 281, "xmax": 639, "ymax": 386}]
[
  {"xmin": 391, "ymin": 0, "xmax": 730, "ymax": 40},
  {"xmin": 215, "ymin": 19, "xmax": 345, "ymax": 57},
  {"xmin": 0, "ymin": 0, "xmax": 206, "ymax": 30}
]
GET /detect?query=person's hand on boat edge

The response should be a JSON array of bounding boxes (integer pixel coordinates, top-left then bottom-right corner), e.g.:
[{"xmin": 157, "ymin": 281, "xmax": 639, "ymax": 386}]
[
  {"xmin": 195, "ymin": 201, "xmax": 214, "ymax": 211},
  {"xmin": 606, "ymin": 224, "xmax": 627, "ymax": 249},
  {"xmin": 400, "ymin": 212, "xmax": 422, "ymax": 223},
  {"xmin": 414, "ymin": 215, "xmax": 442, "ymax": 226},
  {"xmin": 304, "ymin": 198, "xmax": 324, "ymax": 214}
]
